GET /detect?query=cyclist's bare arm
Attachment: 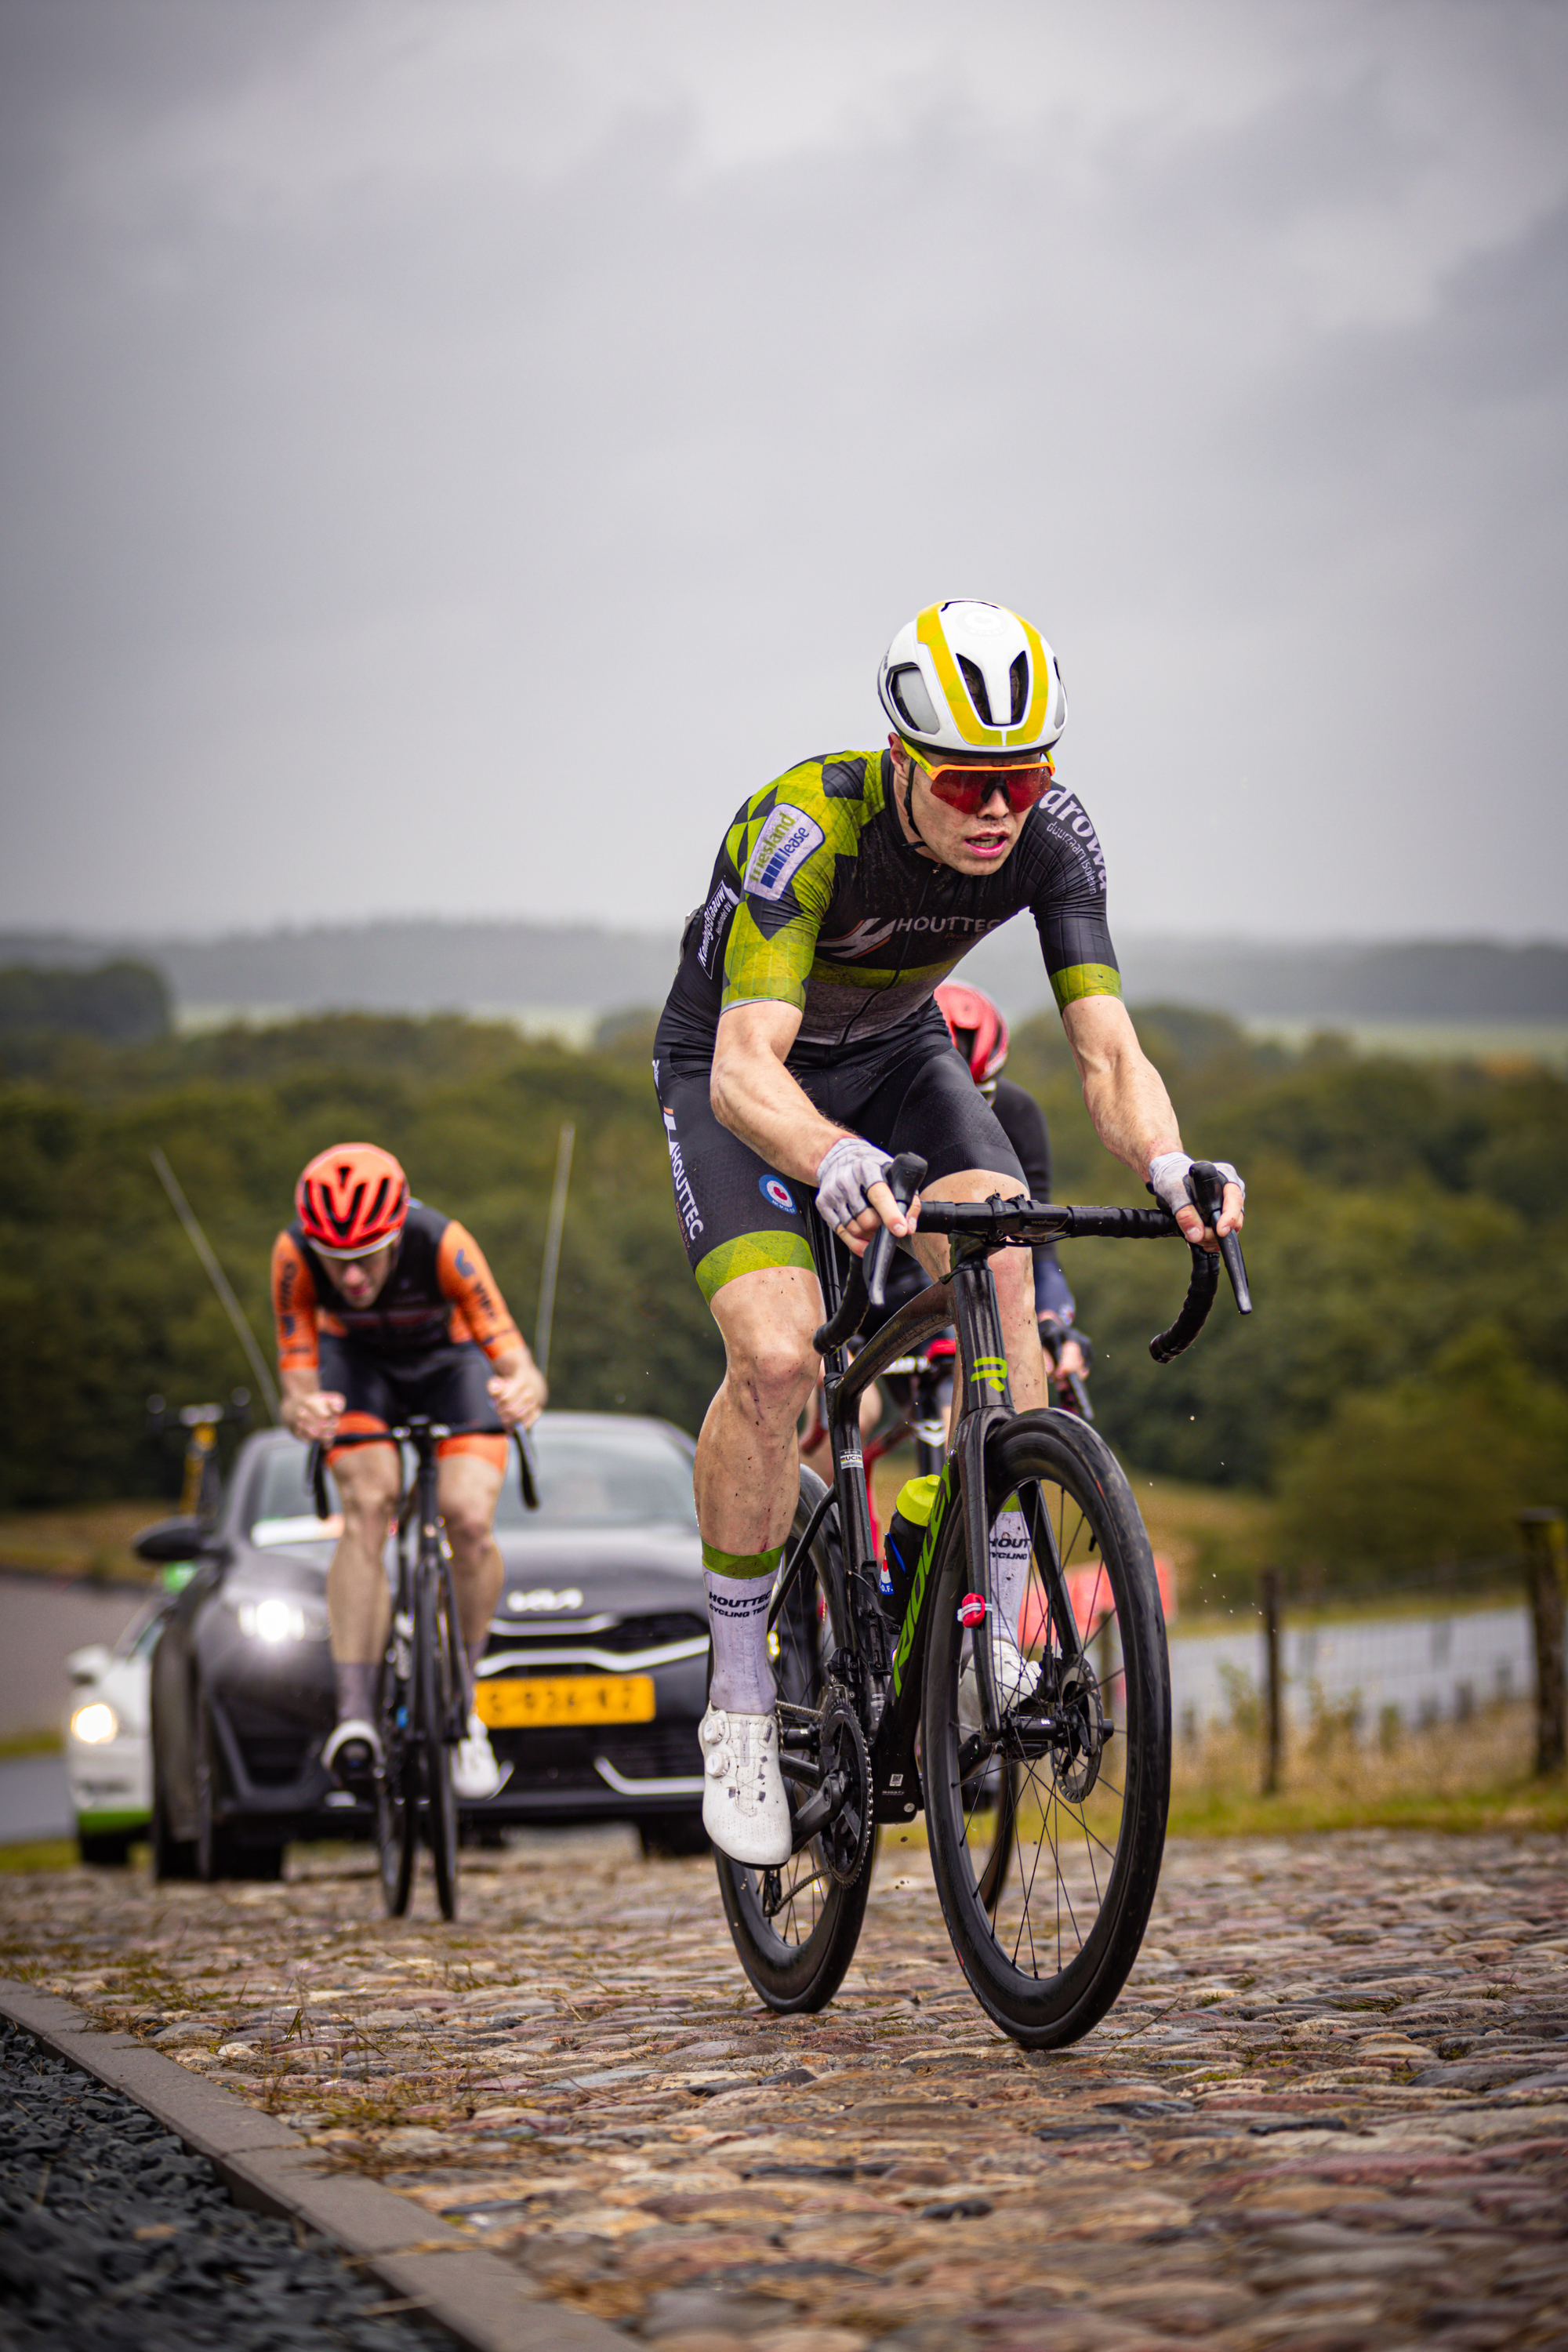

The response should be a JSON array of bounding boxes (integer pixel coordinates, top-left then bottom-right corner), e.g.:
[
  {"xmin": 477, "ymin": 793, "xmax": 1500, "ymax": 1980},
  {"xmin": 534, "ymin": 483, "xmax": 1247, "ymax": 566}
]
[
  {"xmin": 279, "ymin": 1364, "xmax": 347, "ymax": 1444},
  {"xmin": 1061, "ymin": 996, "xmax": 1244, "ymax": 1247},
  {"xmin": 711, "ymin": 1002, "xmax": 917, "ymax": 1256},
  {"xmin": 485, "ymin": 1344, "xmax": 546, "ymax": 1430}
]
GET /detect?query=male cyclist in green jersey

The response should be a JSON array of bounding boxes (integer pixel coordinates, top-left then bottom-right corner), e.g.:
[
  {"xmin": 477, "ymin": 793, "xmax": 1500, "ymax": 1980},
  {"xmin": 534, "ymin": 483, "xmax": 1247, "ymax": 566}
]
[{"xmin": 654, "ymin": 599, "xmax": 1243, "ymax": 1866}]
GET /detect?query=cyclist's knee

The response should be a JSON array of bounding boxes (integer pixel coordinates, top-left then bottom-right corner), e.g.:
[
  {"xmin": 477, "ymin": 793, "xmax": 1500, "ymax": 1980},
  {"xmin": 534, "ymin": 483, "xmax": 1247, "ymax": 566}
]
[
  {"xmin": 727, "ymin": 1330, "xmax": 817, "ymax": 1425},
  {"xmin": 336, "ymin": 1457, "xmax": 398, "ymax": 1533},
  {"xmin": 441, "ymin": 1497, "xmax": 494, "ymax": 1558}
]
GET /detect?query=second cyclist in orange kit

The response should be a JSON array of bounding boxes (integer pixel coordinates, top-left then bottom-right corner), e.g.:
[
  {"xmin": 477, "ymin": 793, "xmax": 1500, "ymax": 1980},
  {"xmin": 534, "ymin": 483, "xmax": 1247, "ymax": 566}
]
[{"xmin": 272, "ymin": 1143, "xmax": 546, "ymax": 1802}]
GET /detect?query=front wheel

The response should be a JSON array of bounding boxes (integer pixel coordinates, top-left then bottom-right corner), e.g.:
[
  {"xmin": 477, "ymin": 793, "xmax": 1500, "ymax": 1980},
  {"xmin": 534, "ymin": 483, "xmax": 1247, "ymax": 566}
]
[
  {"xmin": 416, "ymin": 1565, "xmax": 461, "ymax": 1922},
  {"xmin": 377, "ymin": 1636, "xmax": 416, "ymax": 1918},
  {"xmin": 714, "ymin": 1472, "xmax": 875, "ymax": 2013},
  {"xmin": 924, "ymin": 1410, "xmax": 1171, "ymax": 2049}
]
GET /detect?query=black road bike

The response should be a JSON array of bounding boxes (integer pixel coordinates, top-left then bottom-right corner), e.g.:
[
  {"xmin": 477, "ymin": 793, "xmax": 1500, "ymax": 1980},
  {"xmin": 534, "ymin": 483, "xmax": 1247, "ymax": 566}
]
[
  {"xmin": 714, "ymin": 1156, "xmax": 1250, "ymax": 2049},
  {"xmin": 311, "ymin": 1419, "xmax": 538, "ymax": 1922}
]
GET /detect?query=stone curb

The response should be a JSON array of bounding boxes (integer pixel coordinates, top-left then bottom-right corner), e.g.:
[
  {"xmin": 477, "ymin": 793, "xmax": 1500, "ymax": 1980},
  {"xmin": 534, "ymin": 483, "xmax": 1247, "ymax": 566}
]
[{"xmin": 0, "ymin": 1976, "xmax": 622, "ymax": 2352}]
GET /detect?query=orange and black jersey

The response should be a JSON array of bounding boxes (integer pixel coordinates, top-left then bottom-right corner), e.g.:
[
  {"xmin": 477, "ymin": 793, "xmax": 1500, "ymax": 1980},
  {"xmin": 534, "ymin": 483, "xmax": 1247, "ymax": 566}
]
[{"xmin": 271, "ymin": 1202, "xmax": 521, "ymax": 1374}]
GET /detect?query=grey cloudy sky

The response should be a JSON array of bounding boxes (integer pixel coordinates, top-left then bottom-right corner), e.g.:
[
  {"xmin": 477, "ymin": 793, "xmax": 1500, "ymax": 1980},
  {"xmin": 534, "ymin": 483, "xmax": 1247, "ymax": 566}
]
[{"xmin": 2, "ymin": 0, "xmax": 1565, "ymax": 944}]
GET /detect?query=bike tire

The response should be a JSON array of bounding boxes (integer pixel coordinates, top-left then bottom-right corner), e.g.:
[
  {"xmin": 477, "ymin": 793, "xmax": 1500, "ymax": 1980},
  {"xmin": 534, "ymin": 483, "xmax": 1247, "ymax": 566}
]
[
  {"xmin": 416, "ymin": 1566, "xmax": 460, "ymax": 1922},
  {"xmin": 923, "ymin": 1410, "xmax": 1171, "ymax": 2049},
  {"xmin": 377, "ymin": 1645, "xmax": 416, "ymax": 1918},
  {"xmin": 714, "ymin": 1472, "xmax": 875, "ymax": 2013}
]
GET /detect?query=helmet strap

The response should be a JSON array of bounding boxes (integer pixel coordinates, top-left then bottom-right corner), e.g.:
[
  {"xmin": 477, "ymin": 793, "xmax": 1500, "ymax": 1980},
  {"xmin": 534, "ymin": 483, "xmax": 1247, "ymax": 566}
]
[{"xmin": 897, "ymin": 750, "xmax": 935, "ymax": 858}]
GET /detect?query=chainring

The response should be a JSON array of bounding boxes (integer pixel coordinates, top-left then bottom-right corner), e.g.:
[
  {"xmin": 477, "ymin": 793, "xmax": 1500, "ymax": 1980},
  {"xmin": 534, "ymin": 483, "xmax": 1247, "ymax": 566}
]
[{"xmin": 818, "ymin": 1686, "xmax": 873, "ymax": 1887}]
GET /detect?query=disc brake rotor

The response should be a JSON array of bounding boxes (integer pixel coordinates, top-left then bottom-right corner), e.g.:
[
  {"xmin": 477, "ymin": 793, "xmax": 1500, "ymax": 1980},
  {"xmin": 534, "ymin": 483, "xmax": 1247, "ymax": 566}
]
[{"xmin": 1053, "ymin": 1661, "xmax": 1106, "ymax": 1802}]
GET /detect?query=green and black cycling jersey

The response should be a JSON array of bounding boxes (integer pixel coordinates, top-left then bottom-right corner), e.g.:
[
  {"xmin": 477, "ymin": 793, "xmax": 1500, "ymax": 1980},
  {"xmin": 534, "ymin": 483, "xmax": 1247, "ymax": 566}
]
[{"xmin": 659, "ymin": 746, "xmax": 1121, "ymax": 1055}]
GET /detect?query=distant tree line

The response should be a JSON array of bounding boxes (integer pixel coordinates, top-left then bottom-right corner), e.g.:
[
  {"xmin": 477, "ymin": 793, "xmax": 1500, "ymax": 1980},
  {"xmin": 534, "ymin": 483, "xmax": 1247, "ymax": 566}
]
[{"xmin": 1, "ymin": 1000, "xmax": 1564, "ymax": 1583}]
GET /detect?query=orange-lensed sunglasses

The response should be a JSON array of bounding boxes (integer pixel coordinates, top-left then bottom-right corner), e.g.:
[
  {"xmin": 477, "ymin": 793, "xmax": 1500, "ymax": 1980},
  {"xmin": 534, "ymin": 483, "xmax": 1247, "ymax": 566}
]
[{"xmin": 899, "ymin": 738, "xmax": 1055, "ymax": 815}]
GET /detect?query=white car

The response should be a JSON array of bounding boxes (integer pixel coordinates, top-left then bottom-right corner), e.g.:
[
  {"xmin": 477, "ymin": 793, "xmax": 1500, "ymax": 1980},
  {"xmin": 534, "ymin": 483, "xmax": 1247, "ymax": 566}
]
[{"xmin": 64, "ymin": 1595, "xmax": 172, "ymax": 1864}]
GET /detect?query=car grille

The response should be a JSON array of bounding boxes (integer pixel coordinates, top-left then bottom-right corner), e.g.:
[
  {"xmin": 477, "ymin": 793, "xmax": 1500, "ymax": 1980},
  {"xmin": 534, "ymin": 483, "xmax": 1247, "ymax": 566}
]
[
  {"xmin": 484, "ymin": 1610, "xmax": 707, "ymax": 1658},
  {"xmin": 222, "ymin": 1697, "xmax": 322, "ymax": 1788}
]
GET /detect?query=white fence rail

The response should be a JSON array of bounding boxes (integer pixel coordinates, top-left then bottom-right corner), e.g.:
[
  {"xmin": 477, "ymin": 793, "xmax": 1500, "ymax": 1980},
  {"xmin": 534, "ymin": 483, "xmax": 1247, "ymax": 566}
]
[{"xmin": 1168, "ymin": 1602, "xmax": 1533, "ymax": 1741}]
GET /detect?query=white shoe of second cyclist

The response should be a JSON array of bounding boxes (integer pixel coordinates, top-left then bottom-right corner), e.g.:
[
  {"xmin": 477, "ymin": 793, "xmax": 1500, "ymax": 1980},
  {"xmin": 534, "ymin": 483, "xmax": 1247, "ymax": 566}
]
[
  {"xmin": 958, "ymin": 1628, "xmax": 1041, "ymax": 1734},
  {"xmin": 699, "ymin": 1705, "xmax": 792, "ymax": 1866},
  {"xmin": 322, "ymin": 1716, "xmax": 382, "ymax": 1788},
  {"xmin": 452, "ymin": 1711, "xmax": 511, "ymax": 1802}
]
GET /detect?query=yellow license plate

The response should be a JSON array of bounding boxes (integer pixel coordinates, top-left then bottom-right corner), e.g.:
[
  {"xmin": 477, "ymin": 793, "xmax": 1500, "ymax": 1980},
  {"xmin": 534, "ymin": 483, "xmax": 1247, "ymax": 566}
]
[{"xmin": 474, "ymin": 1675, "xmax": 656, "ymax": 1730}]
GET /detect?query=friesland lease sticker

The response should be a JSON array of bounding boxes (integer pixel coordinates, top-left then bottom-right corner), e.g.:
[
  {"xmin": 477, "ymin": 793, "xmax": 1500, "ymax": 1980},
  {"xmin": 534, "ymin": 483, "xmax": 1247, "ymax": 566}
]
[{"xmin": 743, "ymin": 804, "xmax": 825, "ymax": 902}]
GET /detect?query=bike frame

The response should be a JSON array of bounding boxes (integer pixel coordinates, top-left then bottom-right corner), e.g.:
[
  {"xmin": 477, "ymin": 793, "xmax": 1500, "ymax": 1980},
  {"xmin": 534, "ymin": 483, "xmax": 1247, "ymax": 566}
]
[{"xmin": 772, "ymin": 1219, "xmax": 1089, "ymax": 1829}]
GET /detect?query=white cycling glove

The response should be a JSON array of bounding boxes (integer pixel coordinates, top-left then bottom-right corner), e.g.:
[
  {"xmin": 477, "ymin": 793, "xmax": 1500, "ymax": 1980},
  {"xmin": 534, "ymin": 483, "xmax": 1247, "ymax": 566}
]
[
  {"xmin": 815, "ymin": 1135, "xmax": 895, "ymax": 1231},
  {"xmin": 1149, "ymin": 1151, "xmax": 1246, "ymax": 1221}
]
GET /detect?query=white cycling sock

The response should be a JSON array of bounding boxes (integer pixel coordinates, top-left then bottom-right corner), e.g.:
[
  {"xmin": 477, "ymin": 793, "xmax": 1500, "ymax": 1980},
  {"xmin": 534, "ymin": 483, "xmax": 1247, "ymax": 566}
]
[
  {"xmin": 704, "ymin": 1570, "xmax": 777, "ymax": 1715},
  {"xmin": 989, "ymin": 1504, "xmax": 1032, "ymax": 1645}
]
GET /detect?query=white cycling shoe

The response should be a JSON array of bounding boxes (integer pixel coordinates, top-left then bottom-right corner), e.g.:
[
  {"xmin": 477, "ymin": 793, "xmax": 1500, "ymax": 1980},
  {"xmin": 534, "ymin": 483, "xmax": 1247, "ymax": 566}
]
[
  {"xmin": 323, "ymin": 1717, "xmax": 382, "ymax": 1788},
  {"xmin": 452, "ymin": 1711, "xmax": 511, "ymax": 1802},
  {"xmin": 699, "ymin": 1705, "xmax": 792, "ymax": 1866},
  {"xmin": 958, "ymin": 1629, "xmax": 1041, "ymax": 1734}
]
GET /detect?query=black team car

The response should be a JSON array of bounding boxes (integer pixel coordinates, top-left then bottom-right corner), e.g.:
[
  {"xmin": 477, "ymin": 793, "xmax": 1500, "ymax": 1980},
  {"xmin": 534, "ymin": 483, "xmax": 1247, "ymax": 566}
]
[{"xmin": 143, "ymin": 1412, "xmax": 708, "ymax": 1878}]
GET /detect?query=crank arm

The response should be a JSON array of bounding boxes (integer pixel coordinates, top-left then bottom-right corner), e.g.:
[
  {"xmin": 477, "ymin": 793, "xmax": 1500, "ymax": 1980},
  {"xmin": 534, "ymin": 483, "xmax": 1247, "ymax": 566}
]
[{"xmin": 789, "ymin": 1767, "xmax": 848, "ymax": 1849}]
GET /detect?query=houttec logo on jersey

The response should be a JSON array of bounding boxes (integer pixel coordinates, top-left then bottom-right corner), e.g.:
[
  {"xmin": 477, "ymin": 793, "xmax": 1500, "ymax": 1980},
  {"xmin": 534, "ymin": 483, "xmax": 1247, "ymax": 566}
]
[
  {"xmin": 892, "ymin": 1466, "xmax": 953, "ymax": 1697},
  {"xmin": 820, "ymin": 913, "xmax": 1000, "ymax": 959},
  {"xmin": 743, "ymin": 804, "xmax": 824, "ymax": 902}
]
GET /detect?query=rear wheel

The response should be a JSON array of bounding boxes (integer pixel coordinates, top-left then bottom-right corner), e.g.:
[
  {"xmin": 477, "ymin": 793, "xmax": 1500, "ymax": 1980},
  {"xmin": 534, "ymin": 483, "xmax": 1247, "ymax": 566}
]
[
  {"xmin": 416, "ymin": 1564, "xmax": 460, "ymax": 1922},
  {"xmin": 924, "ymin": 1410, "xmax": 1171, "ymax": 2049},
  {"xmin": 714, "ymin": 1472, "xmax": 875, "ymax": 2013}
]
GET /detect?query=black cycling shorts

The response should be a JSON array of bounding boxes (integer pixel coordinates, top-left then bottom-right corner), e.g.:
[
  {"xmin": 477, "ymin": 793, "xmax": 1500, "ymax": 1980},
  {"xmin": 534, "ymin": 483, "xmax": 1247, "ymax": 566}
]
[
  {"xmin": 652, "ymin": 1002, "xmax": 1027, "ymax": 1302},
  {"xmin": 318, "ymin": 1335, "xmax": 506, "ymax": 1465}
]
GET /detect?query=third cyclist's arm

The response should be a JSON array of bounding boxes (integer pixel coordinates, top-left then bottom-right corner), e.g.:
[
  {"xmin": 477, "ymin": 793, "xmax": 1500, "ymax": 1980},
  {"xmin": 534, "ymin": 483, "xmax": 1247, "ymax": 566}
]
[{"xmin": 1062, "ymin": 996, "xmax": 1243, "ymax": 1246}]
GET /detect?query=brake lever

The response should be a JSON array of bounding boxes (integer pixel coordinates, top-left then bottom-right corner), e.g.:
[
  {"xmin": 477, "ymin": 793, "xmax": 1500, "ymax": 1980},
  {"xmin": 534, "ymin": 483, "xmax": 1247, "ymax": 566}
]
[
  {"xmin": 866, "ymin": 1151, "xmax": 927, "ymax": 1309},
  {"xmin": 307, "ymin": 1440, "xmax": 328, "ymax": 1522},
  {"xmin": 1188, "ymin": 1160, "xmax": 1252, "ymax": 1316},
  {"xmin": 514, "ymin": 1424, "xmax": 541, "ymax": 1511}
]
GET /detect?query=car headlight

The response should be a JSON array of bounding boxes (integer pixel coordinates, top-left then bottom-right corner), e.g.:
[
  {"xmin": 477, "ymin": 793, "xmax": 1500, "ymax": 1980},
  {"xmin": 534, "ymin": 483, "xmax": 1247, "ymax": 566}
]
[
  {"xmin": 231, "ymin": 1594, "xmax": 327, "ymax": 1643},
  {"xmin": 71, "ymin": 1702, "xmax": 118, "ymax": 1744}
]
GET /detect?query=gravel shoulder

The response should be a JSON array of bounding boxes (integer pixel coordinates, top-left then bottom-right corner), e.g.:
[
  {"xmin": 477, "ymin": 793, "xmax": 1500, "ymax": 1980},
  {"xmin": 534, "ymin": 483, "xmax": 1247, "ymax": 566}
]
[{"xmin": 1, "ymin": 1824, "xmax": 1565, "ymax": 2350}]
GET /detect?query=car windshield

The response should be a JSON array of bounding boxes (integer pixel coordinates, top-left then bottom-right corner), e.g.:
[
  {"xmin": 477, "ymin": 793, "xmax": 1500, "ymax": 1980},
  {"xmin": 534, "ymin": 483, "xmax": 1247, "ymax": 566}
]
[
  {"xmin": 495, "ymin": 1419, "xmax": 696, "ymax": 1529},
  {"xmin": 245, "ymin": 1418, "xmax": 695, "ymax": 1541}
]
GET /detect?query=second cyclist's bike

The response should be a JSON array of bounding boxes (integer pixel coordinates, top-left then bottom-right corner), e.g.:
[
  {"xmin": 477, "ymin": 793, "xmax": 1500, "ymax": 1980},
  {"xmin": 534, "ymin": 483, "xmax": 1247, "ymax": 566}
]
[
  {"xmin": 312, "ymin": 1418, "xmax": 538, "ymax": 1922},
  {"xmin": 714, "ymin": 1156, "xmax": 1249, "ymax": 2049}
]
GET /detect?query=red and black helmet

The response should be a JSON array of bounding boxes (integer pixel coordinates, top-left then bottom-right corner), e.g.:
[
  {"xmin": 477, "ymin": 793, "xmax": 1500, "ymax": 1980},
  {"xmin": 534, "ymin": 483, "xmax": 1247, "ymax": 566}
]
[
  {"xmin": 295, "ymin": 1143, "xmax": 409, "ymax": 1258},
  {"xmin": 934, "ymin": 981, "xmax": 1009, "ymax": 1089}
]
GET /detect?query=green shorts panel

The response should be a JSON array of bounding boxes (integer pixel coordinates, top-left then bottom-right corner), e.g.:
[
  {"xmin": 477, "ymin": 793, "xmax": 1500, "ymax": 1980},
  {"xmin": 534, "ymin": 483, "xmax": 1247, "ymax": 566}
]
[{"xmin": 695, "ymin": 1230, "xmax": 817, "ymax": 1302}]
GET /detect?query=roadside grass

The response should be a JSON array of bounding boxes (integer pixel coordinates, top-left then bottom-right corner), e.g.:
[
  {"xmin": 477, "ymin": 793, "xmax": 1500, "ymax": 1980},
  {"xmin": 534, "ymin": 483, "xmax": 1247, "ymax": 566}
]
[
  {"xmin": 1168, "ymin": 1700, "xmax": 1568, "ymax": 1835},
  {"xmin": 1129, "ymin": 1470, "xmax": 1279, "ymax": 1617},
  {"xmin": 0, "ymin": 1497, "xmax": 163, "ymax": 1584},
  {"xmin": 0, "ymin": 1838, "xmax": 79, "ymax": 1872}
]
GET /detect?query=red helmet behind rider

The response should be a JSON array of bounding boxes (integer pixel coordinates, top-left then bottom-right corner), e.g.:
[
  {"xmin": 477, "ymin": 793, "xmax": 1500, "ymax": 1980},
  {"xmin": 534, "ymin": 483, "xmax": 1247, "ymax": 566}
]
[
  {"xmin": 296, "ymin": 1143, "xmax": 410, "ymax": 1258},
  {"xmin": 934, "ymin": 981, "xmax": 1009, "ymax": 1088}
]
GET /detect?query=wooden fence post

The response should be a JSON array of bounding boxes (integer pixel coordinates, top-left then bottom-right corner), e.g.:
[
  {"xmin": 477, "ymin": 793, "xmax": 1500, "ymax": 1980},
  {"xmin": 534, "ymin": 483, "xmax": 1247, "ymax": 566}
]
[
  {"xmin": 1260, "ymin": 1566, "xmax": 1283, "ymax": 1795},
  {"xmin": 1519, "ymin": 1509, "xmax": 1566, "ymax": 1777}
]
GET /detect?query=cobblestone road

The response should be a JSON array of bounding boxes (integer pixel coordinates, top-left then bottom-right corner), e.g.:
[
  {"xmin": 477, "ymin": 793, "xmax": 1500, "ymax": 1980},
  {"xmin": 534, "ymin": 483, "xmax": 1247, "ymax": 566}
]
[{"xmin": 2, "ymin": 1828, "xmax": 1566, "ymax": 2351}]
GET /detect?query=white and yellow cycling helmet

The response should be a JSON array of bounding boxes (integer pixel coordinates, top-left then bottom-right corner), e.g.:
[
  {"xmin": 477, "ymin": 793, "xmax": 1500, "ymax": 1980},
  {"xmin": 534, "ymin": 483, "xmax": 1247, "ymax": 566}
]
[{"xmin": 877, "ymin": 599, "xmax": 1067, "ymax": 757}]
